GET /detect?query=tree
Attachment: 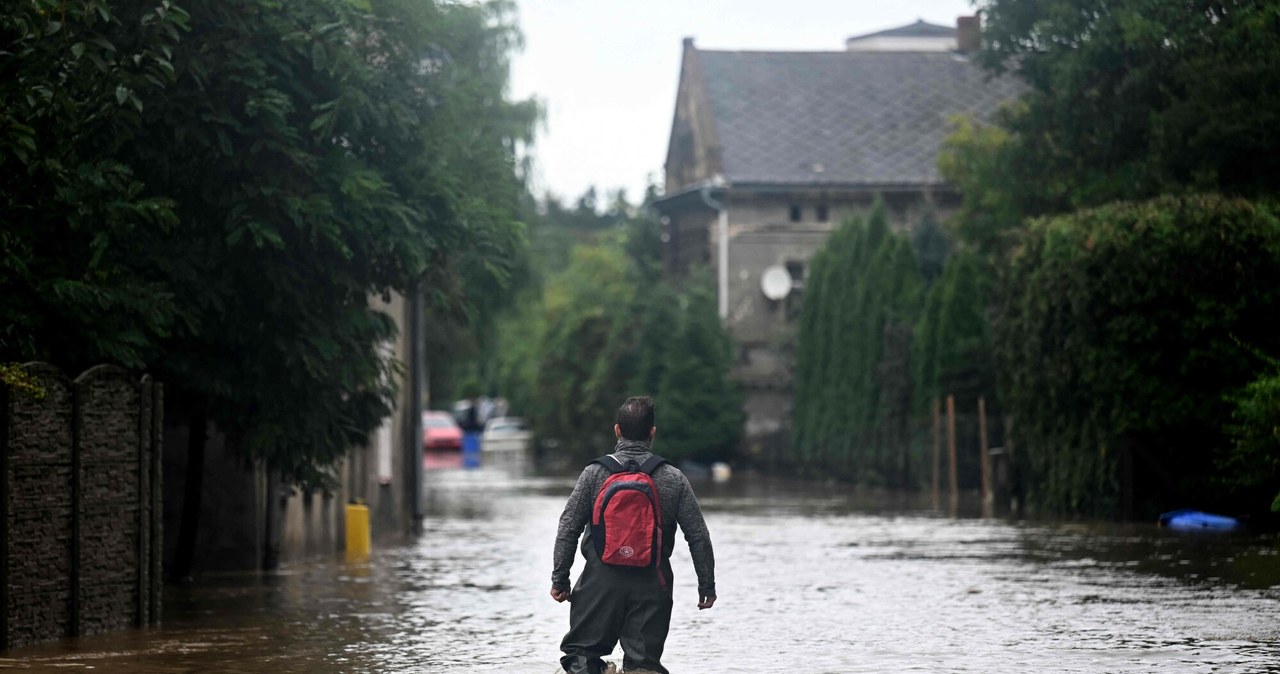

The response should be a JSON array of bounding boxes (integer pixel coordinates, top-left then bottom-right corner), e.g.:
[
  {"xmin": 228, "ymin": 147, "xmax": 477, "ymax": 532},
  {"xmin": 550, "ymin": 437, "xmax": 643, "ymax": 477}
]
[
  {"xmin": 3, "ymin": 0, "xmax": 536, "ymax": 575},
  {"xmin": 934, "ymin": 1, "xmax": 1280, "ymax": 517},
  {"xmin": 494, "ymin": 191, "xmax": 743, "ymax": 465},
  {"xmin": 655, "ymin": 276, "xmax": 743, "ymax": 464},
  {"xmin": 1221, "ymin": 363, "xmax": 1280, "ymax": 514},
  {"xmin": 116, "ymin": 0, "xmax": 536, "ymax": 487},
  {"xmin": 975, "ymin": 0, "xmax": 1280, "ymax": 211},
  {"xmin": 1, "ymin": 1, "xmax": 189, "ymax": 369},
  {"xmin": 524, "ymin": 244, "xmax": 637, "ymax": 459},
  {"xmin": 912, "ymin": 250, "xmax": 995, "ymax": 413}
]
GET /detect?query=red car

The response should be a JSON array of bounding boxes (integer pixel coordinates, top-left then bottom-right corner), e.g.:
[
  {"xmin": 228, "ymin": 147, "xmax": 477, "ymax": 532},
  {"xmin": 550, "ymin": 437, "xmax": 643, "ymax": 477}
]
[{"xmin": 422, "ymin": 411, "xmax": 463, "ymax": 451}]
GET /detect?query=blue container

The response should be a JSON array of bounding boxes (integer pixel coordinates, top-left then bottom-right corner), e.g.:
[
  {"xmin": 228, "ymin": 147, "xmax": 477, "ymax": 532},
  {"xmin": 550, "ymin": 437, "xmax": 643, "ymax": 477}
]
[
  {"xmin": 462, "ymin": 432, "xmax": 482, "ymax": 469},
  {"xmin": 1158, "ymin": 509, "xmax": 1240, "ymax": 531}
]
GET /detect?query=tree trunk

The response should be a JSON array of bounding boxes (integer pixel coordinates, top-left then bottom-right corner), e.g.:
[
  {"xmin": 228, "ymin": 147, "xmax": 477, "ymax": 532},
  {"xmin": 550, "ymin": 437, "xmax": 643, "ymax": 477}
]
[
  {"xmin": 262, "ymin": 469, "xmax": 284, "ymax": 571},
  {"xmin": 169, "ymin": 404, "xmax": 205, "ymax": 582}
]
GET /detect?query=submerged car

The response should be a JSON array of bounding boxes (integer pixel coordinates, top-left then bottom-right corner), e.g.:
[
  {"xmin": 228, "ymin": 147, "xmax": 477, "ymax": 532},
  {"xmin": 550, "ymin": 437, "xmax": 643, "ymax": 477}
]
[
  {"xmin": 481, "ymin": 416, "xmax": 531, "ymax": 453},
  {"xmin": 422, "ymin": 410, "xmax": 463, "ymax": 451}
]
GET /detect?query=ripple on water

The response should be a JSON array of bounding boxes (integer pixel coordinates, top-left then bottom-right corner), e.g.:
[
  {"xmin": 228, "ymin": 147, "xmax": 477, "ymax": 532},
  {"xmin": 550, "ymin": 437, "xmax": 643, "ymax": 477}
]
[{"xmin": 1, "ymin": 468, "xmax": 1278, "ymax": 672}]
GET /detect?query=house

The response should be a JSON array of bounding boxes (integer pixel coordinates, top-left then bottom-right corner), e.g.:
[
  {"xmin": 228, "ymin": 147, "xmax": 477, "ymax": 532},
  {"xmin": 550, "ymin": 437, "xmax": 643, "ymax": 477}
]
[{"xmin": 653, "ymin": 18, "xmax": 1024, "ymax": 455}]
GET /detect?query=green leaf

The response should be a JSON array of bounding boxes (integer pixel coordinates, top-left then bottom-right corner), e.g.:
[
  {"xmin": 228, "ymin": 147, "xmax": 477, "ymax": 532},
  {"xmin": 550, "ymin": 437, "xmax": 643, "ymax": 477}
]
[{"xmin": 88, "ymin": 36, "xmax": 116, "ymax": 53}]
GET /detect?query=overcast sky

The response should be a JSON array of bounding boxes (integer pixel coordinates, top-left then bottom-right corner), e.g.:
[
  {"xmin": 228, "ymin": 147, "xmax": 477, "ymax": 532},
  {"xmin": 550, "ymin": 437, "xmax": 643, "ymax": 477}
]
[{"xmin": 509, "ymin": 0, "xmax": 977, "ymax": 204}]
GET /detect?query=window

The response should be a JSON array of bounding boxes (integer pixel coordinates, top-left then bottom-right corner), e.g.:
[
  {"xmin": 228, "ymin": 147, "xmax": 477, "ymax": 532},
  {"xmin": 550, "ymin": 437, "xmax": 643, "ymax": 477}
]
[
  {"xmin": 785, "ymin": 260, "xmax": 806, "ymax": 288},
  {"xmin": 789, "ymin": 205, "xmax": 802, "ymax": 222},
  {"xmin": 816, "ymin": 204, "xmax": 829, "ymax": 222},
  {"xmin": 784, "ymin": 260, "xmax": 806, "ymax": 322}
]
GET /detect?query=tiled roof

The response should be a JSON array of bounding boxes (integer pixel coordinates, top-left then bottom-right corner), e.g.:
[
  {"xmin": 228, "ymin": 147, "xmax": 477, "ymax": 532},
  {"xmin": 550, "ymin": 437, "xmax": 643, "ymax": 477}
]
[
  {"xmin": 696, "ymin": 49, "xmax": 1026, "ymax": 187},
  {"xmin": 848, "ymin": 19, "xmax": 955, "ymax": 41}
]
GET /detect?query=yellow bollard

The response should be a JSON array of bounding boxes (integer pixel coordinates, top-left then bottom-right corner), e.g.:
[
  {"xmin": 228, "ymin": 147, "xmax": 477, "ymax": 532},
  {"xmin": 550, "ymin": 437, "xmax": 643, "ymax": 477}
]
[{"xmin": 345, "ymin": 500, "xmax": 371, "ymax": 558}]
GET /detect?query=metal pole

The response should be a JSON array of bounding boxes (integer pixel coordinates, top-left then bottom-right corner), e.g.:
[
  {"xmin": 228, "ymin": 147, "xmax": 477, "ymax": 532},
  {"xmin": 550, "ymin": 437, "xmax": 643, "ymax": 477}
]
[
  {"xmin": 409, "ymin": 284, "xmax": 425, "ymax": 535},
  {"xmin": 718, "ymin": 207, "xmax": 728, "ymax": 319},
  {"xmin": 946, "ymin": 394, "xmax": 959, "ymax": 517}
]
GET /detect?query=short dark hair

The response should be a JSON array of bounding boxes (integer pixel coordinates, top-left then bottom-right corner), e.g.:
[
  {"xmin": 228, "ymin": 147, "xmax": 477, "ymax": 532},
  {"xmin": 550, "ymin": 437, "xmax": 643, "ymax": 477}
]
[{"xmin": 616, "ymin": 396, "xmax": 655, "ymax": 441}]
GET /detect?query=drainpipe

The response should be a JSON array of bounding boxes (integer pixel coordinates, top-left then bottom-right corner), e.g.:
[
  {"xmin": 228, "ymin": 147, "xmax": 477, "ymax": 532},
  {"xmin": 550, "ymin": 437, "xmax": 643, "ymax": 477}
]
[{"xmin": 699, "ymin": 182, "xmax": 729, "ymax": 319}]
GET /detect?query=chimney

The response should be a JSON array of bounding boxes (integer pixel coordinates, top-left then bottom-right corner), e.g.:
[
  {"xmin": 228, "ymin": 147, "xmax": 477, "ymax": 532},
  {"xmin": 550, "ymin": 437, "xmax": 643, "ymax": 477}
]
[{"xmin": 956, "ymin": 15, "xmax": 980, "ymax": 53}]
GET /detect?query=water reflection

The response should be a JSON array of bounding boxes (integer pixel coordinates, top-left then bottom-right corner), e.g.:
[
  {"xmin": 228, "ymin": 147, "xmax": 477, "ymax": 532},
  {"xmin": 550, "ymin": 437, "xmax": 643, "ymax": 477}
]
[{"xmin": 2, "ymin": 462, "xmax": 1277, "ymax": 673}]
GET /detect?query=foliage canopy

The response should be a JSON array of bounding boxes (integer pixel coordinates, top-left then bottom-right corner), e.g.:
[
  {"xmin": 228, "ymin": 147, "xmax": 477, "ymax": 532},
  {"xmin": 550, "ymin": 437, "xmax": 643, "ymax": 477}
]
[{"xmin": 1, "ymin": 0, "xmax": 536, "ymax": 487}]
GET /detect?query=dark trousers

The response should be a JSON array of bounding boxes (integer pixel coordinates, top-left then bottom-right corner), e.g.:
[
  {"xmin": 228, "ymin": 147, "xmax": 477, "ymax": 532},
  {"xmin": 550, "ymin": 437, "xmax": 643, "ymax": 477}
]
[{"xmin": 560, "ymin": 551, "xmax": 674, "ymax": 674}]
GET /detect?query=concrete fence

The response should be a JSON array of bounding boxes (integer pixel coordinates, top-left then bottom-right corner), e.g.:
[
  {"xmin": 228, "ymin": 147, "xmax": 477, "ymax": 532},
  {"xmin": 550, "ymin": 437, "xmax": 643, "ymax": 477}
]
[{"xmin": 1, "ymin": 363, "xmax": 163, "ymax": 650}]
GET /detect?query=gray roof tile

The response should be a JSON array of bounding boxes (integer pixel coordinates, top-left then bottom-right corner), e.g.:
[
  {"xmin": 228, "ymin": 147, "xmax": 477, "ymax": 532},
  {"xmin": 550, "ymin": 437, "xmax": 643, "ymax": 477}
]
[
  {"xmin": 848, "ymin": 19, "xmax": 955, "ymax": 41},
  {"xmin": 697, "ymin": 50, "xmax": 1026, "ymax": 187}
]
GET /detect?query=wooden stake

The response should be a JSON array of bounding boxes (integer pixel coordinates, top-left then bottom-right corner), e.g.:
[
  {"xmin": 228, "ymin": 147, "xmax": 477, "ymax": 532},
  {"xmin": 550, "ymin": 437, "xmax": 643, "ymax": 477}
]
[
  {"xmin": 1005, "ymin": 415, "xmax": 1022, "ymax": 519},
  {"xmin": 946, "ymin": 394, "xmax": 958, "ymax": 516},
  {"xmin": 931, "ymin": 397, "xmax": 941, "ymax": 510},
  {"xmin": 979, "ymin": 396, "xmax": 992, "ymax": 518}
]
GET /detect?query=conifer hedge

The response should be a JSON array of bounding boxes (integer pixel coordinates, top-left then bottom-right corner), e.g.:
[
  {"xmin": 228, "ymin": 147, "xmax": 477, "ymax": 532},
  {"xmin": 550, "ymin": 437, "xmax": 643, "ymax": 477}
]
[
  {"xmin": 792, "ymin": 203, "xmax": 933, "ymax": 484},
  {"xmin": 993, "ymin": 195, "xmax": 1280, "ymax": 516}
]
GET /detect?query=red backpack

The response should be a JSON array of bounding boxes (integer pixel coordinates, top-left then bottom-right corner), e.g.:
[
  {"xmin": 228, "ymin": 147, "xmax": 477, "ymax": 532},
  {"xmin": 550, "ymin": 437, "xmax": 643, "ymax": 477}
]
[{"xmin": 590, "ymin": 455, "xmax": 666, "ymax": 571}]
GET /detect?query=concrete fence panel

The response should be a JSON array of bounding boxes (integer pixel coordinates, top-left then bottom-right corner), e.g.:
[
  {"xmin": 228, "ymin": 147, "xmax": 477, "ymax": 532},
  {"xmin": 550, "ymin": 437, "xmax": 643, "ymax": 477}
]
[{"xmin": 1, "ymin": 363, "xmax": 162, "ymax": 650}]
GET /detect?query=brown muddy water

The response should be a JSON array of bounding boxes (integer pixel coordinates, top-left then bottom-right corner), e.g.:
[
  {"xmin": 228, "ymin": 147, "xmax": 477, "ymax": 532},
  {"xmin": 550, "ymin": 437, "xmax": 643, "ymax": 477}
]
[{"xmin": 3, "ymin": 456, "xmax": 1279, "ymax": 673}]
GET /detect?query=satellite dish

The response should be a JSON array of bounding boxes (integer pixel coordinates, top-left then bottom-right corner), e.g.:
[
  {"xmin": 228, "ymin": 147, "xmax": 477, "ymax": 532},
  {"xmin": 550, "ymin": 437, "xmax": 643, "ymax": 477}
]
[{"xmin": 761, "ymin": 265, "xmax": 793, "ymax": 300}]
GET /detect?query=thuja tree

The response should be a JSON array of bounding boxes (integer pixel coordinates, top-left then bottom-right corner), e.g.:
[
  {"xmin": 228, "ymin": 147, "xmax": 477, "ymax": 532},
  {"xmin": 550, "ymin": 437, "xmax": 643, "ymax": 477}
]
[
  {"xmin": 792, "ymin": 202, "xmax": 924, "ymax": 483},
  {"xmin": 912, "ymin": 250, "xmax": 996, "ymax": 413},
  {"xmin": 993, "ymin": 195, "xmax": 1280, "ymax": 517}
]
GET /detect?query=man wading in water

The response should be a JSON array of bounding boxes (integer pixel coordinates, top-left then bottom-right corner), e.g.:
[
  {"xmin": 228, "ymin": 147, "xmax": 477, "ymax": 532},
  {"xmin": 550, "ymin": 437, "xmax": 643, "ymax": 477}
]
[{"xmin": 550, "ymin": 396, "xmax": 717, "ymax": 674}]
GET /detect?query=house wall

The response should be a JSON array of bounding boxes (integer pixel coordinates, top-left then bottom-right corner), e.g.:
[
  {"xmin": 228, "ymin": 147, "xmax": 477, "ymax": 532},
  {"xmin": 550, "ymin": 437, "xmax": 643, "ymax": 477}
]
[
  {"xmin": 664, "ymin": 208, "xmax": 714, "ymax": 277},
  {"xmin": 664, "ymin": 39, "xmax": 722, "ymax": 195},
  {"xmin": 845, "ymin": 36, "xmax": 955, "ymax": 52}
]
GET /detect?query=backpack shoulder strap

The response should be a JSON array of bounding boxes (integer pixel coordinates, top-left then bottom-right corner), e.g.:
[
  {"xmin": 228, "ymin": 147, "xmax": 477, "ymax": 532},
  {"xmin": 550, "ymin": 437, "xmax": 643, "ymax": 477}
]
[
  {"xmin": 592, "ymin": 455, "xmax": 625, "ymax": 474},
  {"xmin": 638, "ymin": 455, "xmax": 667, "ymax": 475}
]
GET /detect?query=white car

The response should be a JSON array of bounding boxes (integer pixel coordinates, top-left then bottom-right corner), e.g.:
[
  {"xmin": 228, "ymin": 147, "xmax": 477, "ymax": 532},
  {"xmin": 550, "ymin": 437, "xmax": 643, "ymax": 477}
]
[{"xmin": 481, "ymin": 416, "xmax": 531, "ymax": 453}]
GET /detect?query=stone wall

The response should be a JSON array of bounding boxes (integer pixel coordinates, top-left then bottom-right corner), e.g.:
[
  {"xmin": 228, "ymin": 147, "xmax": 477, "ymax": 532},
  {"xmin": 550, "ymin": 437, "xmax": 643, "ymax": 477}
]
[{"xmin": 2, "ymin": 364, "xmax": 162, "ymax": 650}]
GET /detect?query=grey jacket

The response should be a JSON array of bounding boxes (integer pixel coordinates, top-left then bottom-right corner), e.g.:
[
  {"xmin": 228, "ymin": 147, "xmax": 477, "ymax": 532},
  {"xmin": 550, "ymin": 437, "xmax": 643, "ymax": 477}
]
[{"xmin": 552, "ymin": 439, "xmax": 716, "ymax": 597}]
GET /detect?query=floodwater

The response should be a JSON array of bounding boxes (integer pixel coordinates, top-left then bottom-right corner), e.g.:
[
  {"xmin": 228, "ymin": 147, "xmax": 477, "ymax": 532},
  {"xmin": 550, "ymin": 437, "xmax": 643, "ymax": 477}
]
[{"xmin": 4, "ymin": 453, "xmax": 1280, "ymax": 673}]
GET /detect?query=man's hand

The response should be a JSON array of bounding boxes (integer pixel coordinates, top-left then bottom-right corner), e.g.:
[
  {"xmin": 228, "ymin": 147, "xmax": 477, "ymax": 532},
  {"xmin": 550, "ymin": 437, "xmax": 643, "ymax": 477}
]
[
  {"xmin": 550, "ymin": 586, "xmax": 571, "ymax": 603},
  {"xmin": 697, "ymin": 595, "xmax": 716, "ymax": 610}
]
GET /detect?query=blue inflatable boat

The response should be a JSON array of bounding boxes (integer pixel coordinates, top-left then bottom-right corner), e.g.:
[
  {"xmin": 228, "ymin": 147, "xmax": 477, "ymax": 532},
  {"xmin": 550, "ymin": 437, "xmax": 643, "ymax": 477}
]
[{"xmin": 1158, "ymin": 509, "xmax": 1241, "ymax": 531}]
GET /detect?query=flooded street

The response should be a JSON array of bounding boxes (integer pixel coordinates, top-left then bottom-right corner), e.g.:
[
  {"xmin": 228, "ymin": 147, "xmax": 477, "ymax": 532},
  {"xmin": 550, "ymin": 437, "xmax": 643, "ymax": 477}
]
[{"xmin": 4, "ymin": 458, "xmax": 1280, "ymax": 673}]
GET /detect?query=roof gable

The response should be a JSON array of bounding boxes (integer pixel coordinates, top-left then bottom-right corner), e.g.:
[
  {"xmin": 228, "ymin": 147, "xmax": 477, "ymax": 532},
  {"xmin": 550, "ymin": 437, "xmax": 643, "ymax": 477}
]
[{"xmin": 848, "ymin": 18, "xmax": 955, "ymax": 41}]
